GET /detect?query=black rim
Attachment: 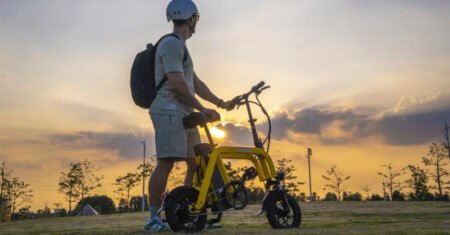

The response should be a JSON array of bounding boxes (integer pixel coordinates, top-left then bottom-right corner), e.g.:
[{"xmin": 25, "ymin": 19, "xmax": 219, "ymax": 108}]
[
  {"xmin": 274, "ymin": 198, "xmax": 295, "ymax": 227},
  {"xmin": 171, "ymin": 193, "xmax": 202, "ymax": 230}
]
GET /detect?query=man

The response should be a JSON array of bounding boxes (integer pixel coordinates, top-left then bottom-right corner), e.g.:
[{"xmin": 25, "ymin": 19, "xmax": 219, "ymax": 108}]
[{"xmin": 144, "ymin": 0, "xmax": 233, "ymax": 232}]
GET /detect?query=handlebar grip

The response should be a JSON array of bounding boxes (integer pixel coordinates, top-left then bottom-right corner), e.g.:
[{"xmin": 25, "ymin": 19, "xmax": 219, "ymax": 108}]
[
  {"xmin": 251, "ymin": 81, "xmax": 265, "ymax": 93},
  {"xmin": 227, "ymin": 95, "xmax": 242, "ymax": 111}
]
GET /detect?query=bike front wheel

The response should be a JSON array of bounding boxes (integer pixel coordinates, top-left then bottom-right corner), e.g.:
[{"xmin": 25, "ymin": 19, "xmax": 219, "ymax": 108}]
[{"xmin": 265, "ymin": 193, "xmax": 301, "ymax": 229}]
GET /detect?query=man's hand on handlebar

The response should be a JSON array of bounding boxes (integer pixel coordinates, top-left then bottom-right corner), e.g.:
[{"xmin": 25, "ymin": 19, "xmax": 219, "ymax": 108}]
[
  {"xmin": 219, "ymin": 100, "xmax": 237, "ymax": 111},
  {"xmin": 216, "ymin": 81, "xmax": 269, "ymax": 111},
  {"xmin": 200, "ymin": 108, "xmax": 220, "ymax": 122}
]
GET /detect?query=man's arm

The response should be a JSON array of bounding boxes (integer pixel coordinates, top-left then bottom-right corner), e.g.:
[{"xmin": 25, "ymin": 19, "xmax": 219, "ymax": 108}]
[
  {"xmin": 194, "ymin": 72, "xmax": 223, "ymax": 107},
  {"xmin": 166, "ymin": 72, "xmax": 205, "ymax": 111},
  {"xmin": 167, "ymin": 72, "xmax": 220, "ymax": 120}
]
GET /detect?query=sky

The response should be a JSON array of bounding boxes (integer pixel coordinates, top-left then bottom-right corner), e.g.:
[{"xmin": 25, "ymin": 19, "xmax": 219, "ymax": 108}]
[{"xmin": 1, "ymin": 0, "xmax": 450, "ymax": 210}]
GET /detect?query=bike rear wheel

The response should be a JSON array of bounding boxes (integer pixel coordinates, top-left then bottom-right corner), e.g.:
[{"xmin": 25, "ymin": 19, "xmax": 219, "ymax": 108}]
[{"xmin": 165, "ymin": 186, "xmax": 207, "ymax": 233}]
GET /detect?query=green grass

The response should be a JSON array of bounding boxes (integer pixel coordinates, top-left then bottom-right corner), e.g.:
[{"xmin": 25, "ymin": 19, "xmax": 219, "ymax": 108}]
[{"xmin": 1, "ymin": 201, "xmax": 449, "ymax": 234}]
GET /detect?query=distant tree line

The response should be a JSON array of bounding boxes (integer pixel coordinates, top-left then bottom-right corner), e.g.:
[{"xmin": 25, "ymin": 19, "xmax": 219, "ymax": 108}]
[
  {"xmin": 2, "ymin": 141, "xmax": 449, "ymax": 222},
  {"xmin": 321, "ymin": 142, "xmax": 449, "ymax": 201}
]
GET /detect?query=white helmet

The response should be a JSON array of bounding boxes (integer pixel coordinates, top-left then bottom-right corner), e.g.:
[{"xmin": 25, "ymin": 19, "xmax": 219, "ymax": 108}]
[{"xmin": 166, "ymin": 0, "xmax": 199, "ymax": 22}]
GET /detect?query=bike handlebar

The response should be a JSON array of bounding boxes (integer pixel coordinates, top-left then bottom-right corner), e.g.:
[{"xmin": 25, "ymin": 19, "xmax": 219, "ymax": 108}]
[
  {"xmin": 228, "ymin": 81, "xmax": 269, "ymax": 110},
  {"xmin": 251, "ymin": 81, "xmax": 265, "ymax": 93}
]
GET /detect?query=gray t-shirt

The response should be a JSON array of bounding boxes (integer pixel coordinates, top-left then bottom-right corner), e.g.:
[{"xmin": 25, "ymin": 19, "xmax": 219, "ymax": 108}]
[{"xmin": 149, "ymin": 35, "xmax": 195, "ymax": 116}]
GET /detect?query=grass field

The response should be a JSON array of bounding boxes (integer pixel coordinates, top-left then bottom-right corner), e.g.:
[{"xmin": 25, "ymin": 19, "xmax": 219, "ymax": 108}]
[{"xmin": 0, "ymin": 201, "xmax": 449, "ymax": 234}]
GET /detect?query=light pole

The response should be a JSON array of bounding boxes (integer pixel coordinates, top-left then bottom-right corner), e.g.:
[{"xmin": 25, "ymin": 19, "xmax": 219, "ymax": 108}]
[
  {"xmin": 307, "ymin": 148, "xmax": 313, "ymax": 202},
  {"xmin": 140, "ymin": 140, "xmax": 146, "ymax": 212},
  {"xmin": 443, "ymin": 122, "xmax": 450, "ymax": 159}
]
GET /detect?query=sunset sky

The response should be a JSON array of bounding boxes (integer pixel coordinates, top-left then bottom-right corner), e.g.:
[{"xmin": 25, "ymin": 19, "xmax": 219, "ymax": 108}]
[{"xmin": 1, "ymin": 0, "xmax": 449, "ymax": 210}]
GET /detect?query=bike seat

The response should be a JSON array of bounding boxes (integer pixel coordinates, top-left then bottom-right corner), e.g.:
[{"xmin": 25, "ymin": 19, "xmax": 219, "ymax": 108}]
[
  {"xmin": 193, "ymin": 143, "xmax": 211, "ymax": 157},
  {"xmin": 183, "ymin": 112, "xmax": 206, "ymax": 128}
]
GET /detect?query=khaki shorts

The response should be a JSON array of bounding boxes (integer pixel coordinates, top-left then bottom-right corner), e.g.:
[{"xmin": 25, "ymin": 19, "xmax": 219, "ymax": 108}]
[{"xmin": 150, "ymin": 112, "xmax": 200, "ymax": 159}]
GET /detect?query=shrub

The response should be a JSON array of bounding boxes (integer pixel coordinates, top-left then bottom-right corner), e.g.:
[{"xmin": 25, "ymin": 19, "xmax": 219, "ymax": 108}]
[
  {"xmin": 74, "ymin": 195, "xmax": 116, "ymax": 214},
  {"xmin": 392, "ymin": 190, "xmax": 405, "ymax": 201},
  {"xmin": 370, "ymin": 194, "xmax": 383, "ymax": 201},
  {"xmin": 343, "ymin": 192, "xmax": 362, "ymax": 201},
  {"xmin": 324, "ymin": 192, "xmax": 338, "ymax": 201}
]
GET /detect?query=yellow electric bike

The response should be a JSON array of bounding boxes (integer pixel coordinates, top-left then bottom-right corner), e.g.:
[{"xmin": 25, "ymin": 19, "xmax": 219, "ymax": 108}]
[{"xmin": 160, "ymin": 82, "xmax": 301, "ymax": 232}]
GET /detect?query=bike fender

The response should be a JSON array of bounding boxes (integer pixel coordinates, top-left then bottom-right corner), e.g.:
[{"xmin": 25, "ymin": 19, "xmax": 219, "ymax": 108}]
[
  {"xmin": 258, "ymin": 190, "xmax": 283, "ymax": 215},
  {"xmin": 157, "ymin": 193, "xmax": 173, "ymax": 215},
  {"xmin": 157, "ymin": 186, "xmax": 194, "ymax": 215}
]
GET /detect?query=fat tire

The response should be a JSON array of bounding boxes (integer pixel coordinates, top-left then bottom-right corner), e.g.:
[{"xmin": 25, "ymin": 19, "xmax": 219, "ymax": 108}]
[
  {"xmin": 265, "ymin": 193, "xmax": 301, "ymax": 229},
  {"xmin": 165, "ymin": 186, "xmax": 207, "ymax": 233}
]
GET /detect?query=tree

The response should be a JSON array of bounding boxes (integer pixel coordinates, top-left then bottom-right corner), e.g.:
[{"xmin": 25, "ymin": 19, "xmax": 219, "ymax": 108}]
[
  {"xmin": 113, "ymin": 172, "xmax": 140, "ymax": 208},
  {"xmin": 130, "ymin": 195, "xmax": 149, "ymax": 212},
  {"xmin": 276, "ymin": 158, "xmax": 304, "ymax": 198},
  {"xmin": 360, "ymin": 185, "xmax": 371, "ymax": 200},
  {"xmin": 15, "ymin": 206, "xmax": 33, "ymax": 220},
  {"xmin": 136, "ymin": 160, "xmax": 155, "ymax": 211},
  {"xmin": 35, "ymin": 204, "xmax": 52, "ymax": 218},
  {"xmin": 324, "ymin": 192, "xmax": 337, "ymax": 201},
  {"xmin": 58, "ymin": 163, "xmax": 82, "ymax": 215},
  {"xmin": 343, "ymin": 192, "xmax": 362, "ymax": 201},
  {"xmin": 6, "ymin": 176, "xmax": 33, "ymax": 219},
  {"xmin": 0, "ymin": 162, "xmax": 33, "ymax": 219},
  {"xmin": 405, "ymin": 165, "xmax": 430, "ymax": 201},
  {"xmin": 1, "ymin": 161, "xmax": 13, "ymax": 201},
  {"xmin": 137, "ymin": 159, "xmax": 156, "ymax": 179},
  {"xmin": 78, "ymin": 159, "xmax": 103, "ymax": 200},
  {"xmin": 58, "ymin": 160, "xmax": 103, "ymax": 214},
  {"xmin": 322, "ymin": 165, "xmax": 350, "ymax": 201},
  {"xmin": 59, "ymin": 208, "xmax": 68, "ymax": 217},
  {"xmin": 224, "ymin": 161, "xmax": 245, "ymax": 181},
  {"xmin": 422, "ymin": 143, "xmax": 449, "ymax": 200},
  {"xmin": 377, "ymin": 163, "xmax": 405, "ymax": 200},
  {"xmin": 370, "ymin": 194, "xmax": 383, "ymax": 201},
  {"xmin": 392, "ymin": 190, "xmax": 405, "ymax": 201}
]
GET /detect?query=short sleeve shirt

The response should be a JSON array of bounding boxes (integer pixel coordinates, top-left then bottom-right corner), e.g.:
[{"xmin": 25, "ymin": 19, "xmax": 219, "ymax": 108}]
[{"xmin": 149, "ymin": 34, "xmax": 195, "ymax": 116}]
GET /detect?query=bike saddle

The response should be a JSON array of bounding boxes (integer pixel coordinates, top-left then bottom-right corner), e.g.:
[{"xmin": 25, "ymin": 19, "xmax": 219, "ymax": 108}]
[{"xmin": 183, "ymin": 112, "xmax": 207, "ymax": 128}]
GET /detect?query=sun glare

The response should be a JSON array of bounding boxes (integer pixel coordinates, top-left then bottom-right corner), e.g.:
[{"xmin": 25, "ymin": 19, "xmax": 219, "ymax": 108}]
[{"xmin": 210, "ymin": 126, "xmax": 226, "ymax": 139}]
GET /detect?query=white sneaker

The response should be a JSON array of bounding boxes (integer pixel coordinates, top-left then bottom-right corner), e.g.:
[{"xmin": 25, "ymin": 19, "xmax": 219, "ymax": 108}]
[{"xmin": 144, "ymin": 216, "xmax": 170, "ymax": 232}]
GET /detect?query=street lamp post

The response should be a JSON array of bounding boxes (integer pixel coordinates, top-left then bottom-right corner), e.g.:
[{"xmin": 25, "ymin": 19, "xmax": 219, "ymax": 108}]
[
  {"xmin": 140, "ymin": 140, "xmax": 146, "ymax": 212},
  {"xmin": 444, "ymin": 122, "xmax": 450, "ymax": 159},
  {"xmin": 307, "ymin": 148, "xmax": 313, "ymax": 202}
]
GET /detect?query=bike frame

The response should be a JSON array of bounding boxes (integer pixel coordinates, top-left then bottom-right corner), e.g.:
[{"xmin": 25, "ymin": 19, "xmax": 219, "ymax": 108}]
[
  {"xmin": 191, "ymin": 95, "xmax": 278, "ymax": 212},
  {"xmin": 192, "ymin": 146, "xmax": 277, "ymax": 210}
]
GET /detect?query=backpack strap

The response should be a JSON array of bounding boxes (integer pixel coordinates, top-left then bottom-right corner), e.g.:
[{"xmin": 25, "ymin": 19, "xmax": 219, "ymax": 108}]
[{"xmin": 155, "ymin": 33, "xmax": 189, "ymax": 92}]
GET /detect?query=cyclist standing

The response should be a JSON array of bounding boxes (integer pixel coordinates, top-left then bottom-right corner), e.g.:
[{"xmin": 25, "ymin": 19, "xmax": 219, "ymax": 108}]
[{"xmin": 144, "ymin": 0, "xmax": 232, "ymax": 232}]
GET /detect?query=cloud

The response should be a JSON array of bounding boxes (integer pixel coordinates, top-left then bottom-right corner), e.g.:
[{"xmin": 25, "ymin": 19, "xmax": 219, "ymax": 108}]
[
  {"xmin": 371, "ymin": 109, "xmax": 449, "ymax": 145},
  {"xmin": 48, "ymin": 131, "xmax": 152, "ymax": 159},
  {"xmin": 392, "ymin": 91, "xmax": 450, "ymax": 115},
  {"xmin": 268, "ymin": 91, "xmax": 450, "ymax": 146},
  {"xmin": 215, "ymin": 123, "xmax": 253, "ymax": 146}
]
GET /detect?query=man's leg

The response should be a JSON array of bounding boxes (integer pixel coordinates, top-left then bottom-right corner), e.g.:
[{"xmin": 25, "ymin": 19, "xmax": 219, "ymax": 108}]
[
  {"xmin": 184, "ymin": 157, "xmax": 197, "ymax": 186},
  {"xmin": 185, "ymin": 127, "xmax": 200, "ymax": 186},
  {"xmin": 148, "ymin": 158, "xmax": 175, "ymax": 218}
]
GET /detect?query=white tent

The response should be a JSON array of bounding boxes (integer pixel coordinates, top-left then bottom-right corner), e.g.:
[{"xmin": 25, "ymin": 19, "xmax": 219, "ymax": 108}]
[{"xmin": 77, "ymin": 204, "xmax": 99, "ymax": 216}]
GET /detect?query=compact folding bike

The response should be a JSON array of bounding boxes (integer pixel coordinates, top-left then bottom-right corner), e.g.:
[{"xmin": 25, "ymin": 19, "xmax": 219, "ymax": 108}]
[{"xmin": 159, "ymin": 81, "xmax": 301, "ymax": 232}]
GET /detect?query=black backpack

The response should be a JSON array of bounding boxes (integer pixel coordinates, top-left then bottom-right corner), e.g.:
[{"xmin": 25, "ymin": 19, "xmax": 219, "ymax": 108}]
[{"xmin": 130, "ymin": 33, "xmax": 188, "ymax": 109}]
